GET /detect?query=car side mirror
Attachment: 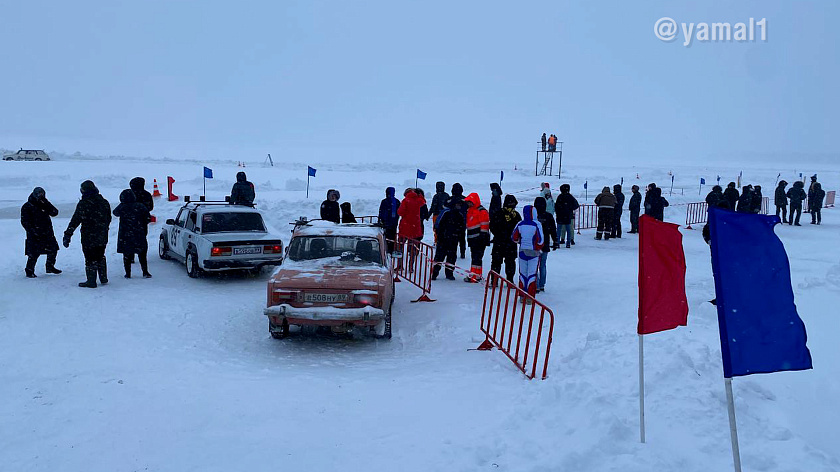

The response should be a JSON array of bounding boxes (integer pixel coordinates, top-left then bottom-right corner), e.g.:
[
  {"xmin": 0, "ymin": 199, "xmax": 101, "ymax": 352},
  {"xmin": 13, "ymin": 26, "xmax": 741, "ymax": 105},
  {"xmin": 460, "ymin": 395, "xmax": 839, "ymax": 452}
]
[
  {"xmin": 166, "ymin": 219, "xmax": 175, "ymax": 225},
  {"xmin": 194, "ymin": 227, "xmax": 201, "ymax": 233}
]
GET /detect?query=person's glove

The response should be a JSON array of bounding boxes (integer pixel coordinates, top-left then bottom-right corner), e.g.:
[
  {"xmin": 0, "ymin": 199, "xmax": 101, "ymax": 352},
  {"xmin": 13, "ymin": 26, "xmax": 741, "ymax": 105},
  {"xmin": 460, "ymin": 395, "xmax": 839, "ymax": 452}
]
[
  {"xmin": 62, "ymin": 231, "xmax": 72, "ymax": 248},
  {"xmin": 482, "ymin": 232, "xmax": 491, "ymax": 247}
]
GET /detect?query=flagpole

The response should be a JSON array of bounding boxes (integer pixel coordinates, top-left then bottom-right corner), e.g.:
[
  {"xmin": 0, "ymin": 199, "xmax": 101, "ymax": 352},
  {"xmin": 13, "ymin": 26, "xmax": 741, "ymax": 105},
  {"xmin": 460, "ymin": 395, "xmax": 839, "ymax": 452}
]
[
  {"xmin": 639, "ymin": 334, "xmax": 646, "ymax": 443},
  {"xmin": 306, "ymin": 174, "xmax": 310, "ymax": 199},
  {"xmin": 203, "ymin": 176, "xmax": 206, "ymax": 198},
  {"xmin": 724, "ymin": 378, "xmax": 742, "ymax": 472}
]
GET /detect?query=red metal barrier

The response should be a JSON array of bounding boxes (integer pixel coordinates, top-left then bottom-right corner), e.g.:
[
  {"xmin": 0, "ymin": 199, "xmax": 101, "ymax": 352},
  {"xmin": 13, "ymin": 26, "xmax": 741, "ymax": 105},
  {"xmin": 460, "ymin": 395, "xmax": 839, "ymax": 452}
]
[
  {"xmin": 477, "ymin": 271, "xmax": 555, "ymax": 380},
  {"xmin": 575, "ymin": 204, "xmax": 598, "ymax": 234},
  {"xmin": 684, "ymin": 202, "xmax": 708, "ymax": 229},
  {"xmin": 826, "ymin": 191, "xmax": 836, "ymax": 208},
  {"xmin": 392, "ymin": 236, "xmax": 435, "ymax": 303}
]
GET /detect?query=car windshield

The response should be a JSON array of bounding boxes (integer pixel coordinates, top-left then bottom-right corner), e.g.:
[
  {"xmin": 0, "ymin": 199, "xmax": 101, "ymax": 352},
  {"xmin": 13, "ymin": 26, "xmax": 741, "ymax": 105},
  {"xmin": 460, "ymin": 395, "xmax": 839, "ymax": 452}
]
[
  {"xmin": 287, "ymin": 236, "xmax": 382, "ymax": 265},
  {"xmin": 200, "ymin": 212, "xmax": 266, "ymax": 233}
]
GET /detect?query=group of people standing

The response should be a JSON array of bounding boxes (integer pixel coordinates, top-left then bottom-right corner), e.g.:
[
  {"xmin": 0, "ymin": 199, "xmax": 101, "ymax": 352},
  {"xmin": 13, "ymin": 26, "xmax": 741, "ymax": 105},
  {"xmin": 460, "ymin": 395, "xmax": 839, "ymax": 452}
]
[
  {"xmin": 540, "ymin": 133, "xmax": 559, "ymax": 152},
  {"xmin": 21, "ymin": 177, "xmax": 154, "ymax": 286},
  {"xmin": 592, "ymin": 183, "xmax": 669, "ymax": 241},
  {"xmin": 772, "ymin": 175, "xmax": 826, "ymax": 226}
]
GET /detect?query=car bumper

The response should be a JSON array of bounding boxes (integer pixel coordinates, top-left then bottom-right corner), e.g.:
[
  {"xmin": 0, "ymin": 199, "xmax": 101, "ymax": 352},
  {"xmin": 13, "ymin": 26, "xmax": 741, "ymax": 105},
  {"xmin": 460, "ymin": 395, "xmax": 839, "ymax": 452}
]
[
  {"xmin": 202, "ymin": 258, "xmax": 282, "ymax": 271},
  {"xmin": 264, "ymin": 304, "xmax": 385, "ymax": 326}
]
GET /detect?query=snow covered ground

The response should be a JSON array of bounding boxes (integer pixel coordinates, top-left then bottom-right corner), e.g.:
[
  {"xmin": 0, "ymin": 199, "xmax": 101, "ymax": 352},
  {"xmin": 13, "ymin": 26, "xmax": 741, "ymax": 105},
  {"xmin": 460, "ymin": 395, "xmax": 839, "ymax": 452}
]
[{"xmin": 1, "ymin": 153, "xmax": 839, "ymax": 471}]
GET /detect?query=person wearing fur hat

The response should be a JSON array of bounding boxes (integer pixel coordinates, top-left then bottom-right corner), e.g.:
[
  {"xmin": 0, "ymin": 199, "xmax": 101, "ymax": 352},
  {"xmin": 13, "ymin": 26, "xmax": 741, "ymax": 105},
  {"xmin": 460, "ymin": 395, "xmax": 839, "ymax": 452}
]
[
  {"xmin": 320, "ymin": 189, "xmax": 341, "ymax": 223},
  {"xmin": 63, "ymin": 180, "xmax": 112, "ymax": 288},
  {"xmin": 594, "ymin": 186, "xmax": 616, "ymax": 240},
  {"xmin": 113, "ymin": 189, "xmax": 152, "ymax": 278},
  {"xmin": 20, "ymin": 187, "xmax": 61, "ymax": 278},
  {"xmin": 489, "ymin": 194, "xmax": 521, "ymax": 283},
  {"xmin": 774, "ymin": 180, "xmax": 788, "ymax": 220}
]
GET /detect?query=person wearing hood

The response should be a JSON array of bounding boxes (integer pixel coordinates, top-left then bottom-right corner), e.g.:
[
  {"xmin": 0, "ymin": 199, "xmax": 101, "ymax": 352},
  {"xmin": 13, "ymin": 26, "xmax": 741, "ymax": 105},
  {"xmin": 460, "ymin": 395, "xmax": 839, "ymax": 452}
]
[
  {"xmin": 490, "ymin": 194, "xmax": 521, "ymax": 283},
  {"xmin": 378, "ymin": 187, "xmax": 400, "ymax": 252},
  {"xmin": 554, "ymin": 183, "xmax": 579, "ymax": 247},
  {"xmin": 230, "ymin": 171, "xmax": 255, "ymax": 206},
  {"xmin": 723, "ymin": 182, "xmax": 739, "ymax": 211},
  {"xmin": 113, "ymin": 189, "xmax": 152, "ymax": 278},
  {"xmin": 429, "ymin": 181, "xmax": 449, "ymax": 243},
  {"xmin": 628, "ymin": 185, "xmax": 642, "ymax": 234},
  {"xmin": 807, "ymin": 174, "xmax": 818, "ymax": 213},
  {"xmin": 611, "ymin": 184, "xmax": 625, "ymax": 238},
  {"xmin": 541, "ymin": 133, "xmax": 547, "ymax": 152},
  {"xmin": 705, "ymin": 185, "xmax": 726, "ymax": 209},
  {"xmin": 540, "ymin": 183, "xmax": 556, "ymax": 216},
  {"xmin": 447, "ymin": 183, "xmax": 468, "ymax": 259},
  {"xmin": 512, "ymin": 205, "xmax": 544, "ymax": 297},
  {"xmin": 130, "ymin": 177, "xmax": 154, "ymax": 213},
  {"xmin": 751, "ymin": 185, "xmax": 763, "ymax": 214},
  {"xmin": 320, "ymin": 189, "xmax": 341, "ymax": 223},
  {"xmin": 775, "ymin": 180, "xmax": 788, "ymax": 220},
  {"xmin": 63, "ymin": 180, "xmax": 112, "ymax": 288},
  {"xmin": 810, "ymin": 183, "xmax": 825, "ymax": 225},
  {"xmin": 644, "ymin": 186, "xmax": 669, "ymax": 221},
  {"xmin": 432, "ymin": 198, "xmax": 466, "ymax": 281},
  {"xmin": 398, "ymin": 189, "xmax": 426, "ymax": 241},
  {"xmin": 534, "ymin": 196, "xmax": 557, "ymax": 292},
  {"xmin": 340, "ymin": 202, "xmax": 356, "ymax": 223},
  {"xmin": 786, "ymin": 180, "xmax": 806, "ymax": 226},
  {"xmin": 489, "ymin": 183, "xmax": 503, "ymax": 220},
  {"xmin": 464, "ymin": 193, "xmax": 490, "ymax": 282},
  {"xmin": 594, "ymin": 186, "xmax": 616, "ymax": 240},
  {"xmin": 20, "ymin": 187, "xmax": 61, "ymax": 278},
  {"xmin": 736, "ymin": 185, "xmax": 754, "ymax": 213}
]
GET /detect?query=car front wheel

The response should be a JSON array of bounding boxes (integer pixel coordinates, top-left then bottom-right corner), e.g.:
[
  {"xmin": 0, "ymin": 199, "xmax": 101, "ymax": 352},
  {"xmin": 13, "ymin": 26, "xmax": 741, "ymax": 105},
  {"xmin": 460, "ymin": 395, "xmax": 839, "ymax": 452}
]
[
  {"xmin": 159, "ymin": 237, "xmax": 171, "ymax": 260},
  {"xmin": 185, "ymin": 251, "xmax": 201, "ymax": 278}
]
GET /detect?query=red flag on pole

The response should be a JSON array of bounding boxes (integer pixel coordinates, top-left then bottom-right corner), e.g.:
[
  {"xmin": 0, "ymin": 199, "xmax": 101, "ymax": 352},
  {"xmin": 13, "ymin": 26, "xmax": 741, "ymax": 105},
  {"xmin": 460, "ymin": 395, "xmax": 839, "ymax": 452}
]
[{"xmin": 638, "ymin": 215, "xmax": 688, "ymax": 334}]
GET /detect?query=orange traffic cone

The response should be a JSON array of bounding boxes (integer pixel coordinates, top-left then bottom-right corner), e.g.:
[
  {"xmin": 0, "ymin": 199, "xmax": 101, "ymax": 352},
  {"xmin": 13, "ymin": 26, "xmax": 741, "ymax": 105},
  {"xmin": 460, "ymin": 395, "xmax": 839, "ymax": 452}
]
[{"xmin": 152, "ymin": 179, "xmax": 162, "ymax": 197}]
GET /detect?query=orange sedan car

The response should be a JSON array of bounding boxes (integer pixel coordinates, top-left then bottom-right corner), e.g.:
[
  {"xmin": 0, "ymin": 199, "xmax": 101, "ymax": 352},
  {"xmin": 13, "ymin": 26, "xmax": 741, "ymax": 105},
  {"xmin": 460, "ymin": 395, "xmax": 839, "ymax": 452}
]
[{"xmin": 264, "ymin": 221, "xmax": 395, "ymax": 339}]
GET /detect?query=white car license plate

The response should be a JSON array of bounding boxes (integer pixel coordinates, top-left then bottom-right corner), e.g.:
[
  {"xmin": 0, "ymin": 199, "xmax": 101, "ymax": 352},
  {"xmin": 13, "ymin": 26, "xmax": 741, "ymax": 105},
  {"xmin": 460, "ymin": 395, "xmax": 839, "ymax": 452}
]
[
  {"xmin": 234, "ymin": 246, "xmax": 262, "ymax": 255},
  {"xmin": 304, "ymin": 293, "xmax": 349, "ymax": 303}
]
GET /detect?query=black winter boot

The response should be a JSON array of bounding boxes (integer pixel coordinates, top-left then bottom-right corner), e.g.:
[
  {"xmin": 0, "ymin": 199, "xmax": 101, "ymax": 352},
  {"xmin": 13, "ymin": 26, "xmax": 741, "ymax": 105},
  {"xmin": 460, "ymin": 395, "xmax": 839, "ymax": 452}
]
[
  {"xmin": 25, "ymin": 256, "xmax": 37, "ymax": 278},
  {"xmin": 79, "ymin": 265, "xmax": 98, "ymax": 288},
  {"xmin": 45, "ymin": 253, "xmax": 61, "ymax": 274},
  {"xmin": 124, "ymin": 258, "xmax": 132, "ymax": 279},
  {"xmin": 97, "ymin": 258, "xmax": 108, "ymax": 285}
]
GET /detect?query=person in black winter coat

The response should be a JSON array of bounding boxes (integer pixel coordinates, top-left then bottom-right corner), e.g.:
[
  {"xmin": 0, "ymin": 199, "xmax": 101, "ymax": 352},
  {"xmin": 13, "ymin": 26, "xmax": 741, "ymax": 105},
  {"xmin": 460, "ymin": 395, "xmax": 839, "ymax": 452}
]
[
  {"xmin": 555, "ymin": 183, "xmax": 579, "ymax": 246},
  {"xmin": 644, "ymin": 186, "xmax": 669, "ymax": 221},
  {"xmin": 447, "ymin": 183, "xmax": 468, "ymax": 259},
  {"xmin": 378, "ymin": 187, "xmax": 400, "ymax": 252},
  {"xmin": 810, "ymin": 183, "xmax": 825, "ymax": 225},
  {"xmin": 611, "ymin": 184, "xmax": 625, "ymax": 238},
  {"xmin": 113, "ymin": 189, "xmax": 152, "ymax": 278},
  {"xmin": 432, "ymin": 199, "xmax": 466, "ymax": 280},
  {"xmin": 786, "ymin": 180, "xmax": 806, "ymax": 226},
  {"xmin": 340, "ymin": 202, "xmax": 356, "ymax": 223},
  {"xmin": 723, "ymin": 182, "xmax": 739, "ymax": 211},
  {"xmin": 489, "ymin": 183, "xmax": 503, "ymax": 220},
  {"xmin": 130, "ymin": 177, "xmax": 154, "ymax": 213},
  {"xmin": 63, "ymin": 180, "xmax": 112, "ymax": 288},
  {"xmin": 705, "ymin": 185, "xmax": 728, "ymax": 210},
  {"xmin": 807, "ymin": 175, "xmax": 818, "ymax": 213},
  {"xmin": 230, "ymin": 172, "xmax": 255, "ymax": 205},
  {"xmin": 490, "ymin": 194, "xmax": 521, "ymax": 283},
  {"xmin": 774, "ymin": 181, "xmax": 788, "ymax": 220},
  {"xmin": 751, "ymin": 185, "xmax": 763, "ymax": 214},
  {"xmin": 21, "ymin": 187, "xmax": 61, "ymax": 278},
  {"xmin": 628, "ymin": 185, "xmax": 642, "ymax": 233},
  {"xmin": 736, "ymin": 185, "xmax": 754, "ymax": 213},
  {"xmin": 534, "ymin": 196, "xmax": 557, "ymax": 292},
  {"xmin": 320, "ymin": 189, "xmax": 341, "ymax": 223}
]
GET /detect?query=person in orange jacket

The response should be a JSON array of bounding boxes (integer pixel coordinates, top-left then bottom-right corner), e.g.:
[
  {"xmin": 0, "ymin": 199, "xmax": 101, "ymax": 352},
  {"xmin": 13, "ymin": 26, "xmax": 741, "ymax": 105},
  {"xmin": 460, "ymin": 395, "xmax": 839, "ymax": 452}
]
[{"xmin": 464, "ymin": 192, "xmax": 490, "ymax": 282}]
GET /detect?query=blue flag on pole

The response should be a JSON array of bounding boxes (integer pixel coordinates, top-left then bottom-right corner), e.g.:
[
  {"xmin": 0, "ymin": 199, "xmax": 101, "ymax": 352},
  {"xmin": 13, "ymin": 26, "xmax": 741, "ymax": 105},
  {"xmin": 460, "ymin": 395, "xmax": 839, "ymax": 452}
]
[
  {"xmin": 416, "ymin": 169, "xmax": 427, "ymax": 180},
  {"xmin": 584, "ymin": 181, "xmax": 588, "ymax": 189},
  {"xmin": 308, "ymin": 166, "xmax": 317, "ymax": 177},
  {"xmin": 700, "ymin": 178, "xmax": 706, "ymax": 185},
  {"xmin": 203, "ymin": 167, "xmax": 213, "ymax": 179},
  {"xmin": 500, "ymin": 170, "xmax": 504, "ymax": 183},
  {"xmin": 708, "ymin": 207, "xmax": 813, "ymax": 377}
]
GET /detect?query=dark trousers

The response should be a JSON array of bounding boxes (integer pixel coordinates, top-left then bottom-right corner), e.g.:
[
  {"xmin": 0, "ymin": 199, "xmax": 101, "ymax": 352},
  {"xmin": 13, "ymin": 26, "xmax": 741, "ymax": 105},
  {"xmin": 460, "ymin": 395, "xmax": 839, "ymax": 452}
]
[
  {"xmin": 611, "ymin": 211, "xmax": 622, "ymax": 238},
  {"xmin": 26, "ymin": 252, "xmax": 57, "ymax": 272},
  {"xmin": 596, "ymin": 208, "xmax": 614, "ymax": 240},
  {"xmin": 490, "ymin": 246, "xmax": 517, "ymax": 282},
  {"xmin": 384, "ymin": 227, "xmax": 397, "ymax": 253},
  {"xmin": 123, "ymin": 251, "xmax": 149, "ymax": 276},
  {"xmin": 458, "ymin": 231, "xmax": 466, "ymax": 257},
  {"xmin": 776, "ymin": 205, "xmax": 787, "ymax": 221},
  {"xmin": 432, "ymin": 240, "xmax": 457, "ymax": 279},
  {"xmin": 630, "ymin": 210, "xmax": 640, "ymax": 232},
  {"xmin": 789, "ymin": 206, "xmax": 802, "ymax": 225},
  {"xmin": 811, "ymin": 208, "xmax": 822, "ymax": 224},
  {"xmin": 82, "ymin": 246, "xmax": 106, "ymax": 265}
]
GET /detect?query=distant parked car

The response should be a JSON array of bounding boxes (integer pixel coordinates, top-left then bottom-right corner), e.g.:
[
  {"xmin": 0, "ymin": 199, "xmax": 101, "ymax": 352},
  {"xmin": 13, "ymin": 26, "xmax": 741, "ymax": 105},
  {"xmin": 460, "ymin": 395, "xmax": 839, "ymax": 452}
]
[
  {"xmin": 264, "ymin": 220, "xmax": 395, "ymax": 339},
  {"xmin": 3, "ymin": 149, "xmax": 50, "ymax": 161},
  {"xmin": 158, "ymin": 201, "xmax": 284, "ymax": 277}
]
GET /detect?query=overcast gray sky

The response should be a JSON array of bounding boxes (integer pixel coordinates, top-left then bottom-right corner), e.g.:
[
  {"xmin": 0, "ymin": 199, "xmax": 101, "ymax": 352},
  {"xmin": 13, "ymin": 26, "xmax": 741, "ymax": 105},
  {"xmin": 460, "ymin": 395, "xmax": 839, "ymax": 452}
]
[{"xmin": 1, "ymin": 0, "xmax": 837, "ymax": 164}]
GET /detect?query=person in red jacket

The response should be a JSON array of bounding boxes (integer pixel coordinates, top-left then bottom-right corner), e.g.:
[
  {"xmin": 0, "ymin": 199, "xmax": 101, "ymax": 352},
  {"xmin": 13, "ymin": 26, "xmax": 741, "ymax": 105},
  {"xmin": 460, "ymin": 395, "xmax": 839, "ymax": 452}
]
[
  {"xmin": 398, "ymin": 188, "xmax": 426, "ymax": 272},
  {"xmin": 464, "ymin": 192, "xmax": 490, "ymax": 282}
]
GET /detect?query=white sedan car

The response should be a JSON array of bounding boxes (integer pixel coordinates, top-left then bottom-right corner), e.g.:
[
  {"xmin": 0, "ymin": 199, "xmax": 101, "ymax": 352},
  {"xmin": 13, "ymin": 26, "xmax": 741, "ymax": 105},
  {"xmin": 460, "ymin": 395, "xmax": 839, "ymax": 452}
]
[
  {"xmin": 3, "ymin": 149, "xmax": 50, "ymax": 161},
  {"xmin": 159, "ymin": 202, "xmax": 285, "ymax": 277}
]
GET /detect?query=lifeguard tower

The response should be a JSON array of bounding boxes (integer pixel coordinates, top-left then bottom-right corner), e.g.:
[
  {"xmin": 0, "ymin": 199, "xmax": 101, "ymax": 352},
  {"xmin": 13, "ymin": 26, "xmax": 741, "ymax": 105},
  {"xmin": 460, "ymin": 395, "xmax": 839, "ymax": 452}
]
[{"xmin": 535, "ymin": 141, "xmax": 563, "ymax": 177}]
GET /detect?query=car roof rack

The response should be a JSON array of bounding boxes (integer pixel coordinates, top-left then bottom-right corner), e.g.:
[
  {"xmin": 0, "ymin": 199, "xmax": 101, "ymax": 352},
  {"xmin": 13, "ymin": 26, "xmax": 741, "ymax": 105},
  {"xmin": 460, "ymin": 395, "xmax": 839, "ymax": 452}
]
[{"xmin": 289, "ymin": 217, "xmax": 381, "ymax": 233}]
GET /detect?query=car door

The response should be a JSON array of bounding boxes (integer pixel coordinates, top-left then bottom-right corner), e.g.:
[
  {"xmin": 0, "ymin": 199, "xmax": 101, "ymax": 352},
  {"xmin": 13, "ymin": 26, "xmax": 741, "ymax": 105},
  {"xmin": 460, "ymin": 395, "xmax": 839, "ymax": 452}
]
[{"xmin": 169, "ymin": 209, "xmax": 189, "ymax": 258}]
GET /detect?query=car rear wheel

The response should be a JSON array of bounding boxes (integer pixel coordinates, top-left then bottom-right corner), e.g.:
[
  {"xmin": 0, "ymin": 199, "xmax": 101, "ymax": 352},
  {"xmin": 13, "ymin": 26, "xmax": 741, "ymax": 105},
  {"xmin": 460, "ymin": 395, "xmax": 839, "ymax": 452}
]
[
  {"xmin": 3, "ymin": 157, "xmax": 12, "ymax": 161},
  {"xmin": 34, "ymin": 158, "xmax": 42, "ymax": 161},
  {"xmin": 270, "ymin": 318, "xmax": 289, "ymax": 339},
  {"xmin": 185, "ymin": 251, "xmax": 201, "ymax": 278},
  {"xmin": 158, "ymin": 237, "xmax": 171, "ymax": 260}
]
